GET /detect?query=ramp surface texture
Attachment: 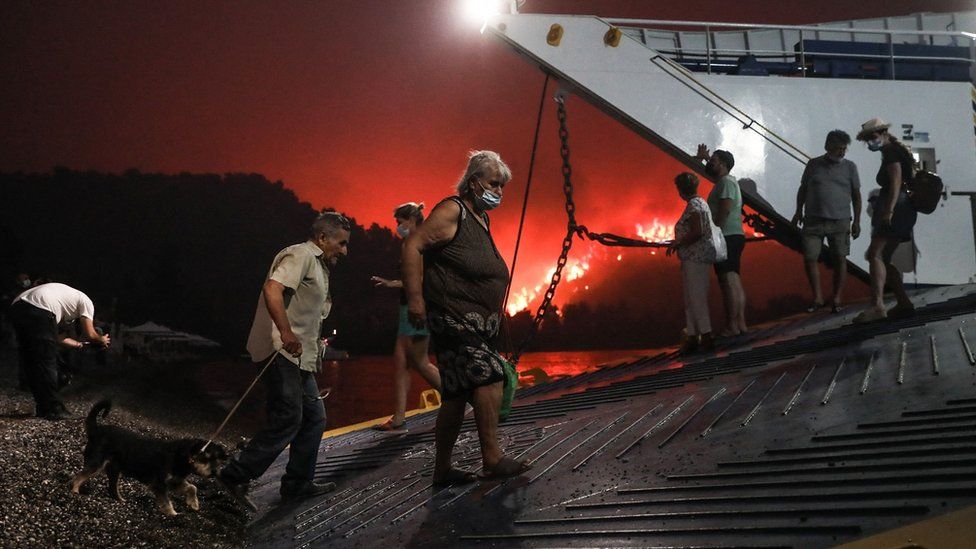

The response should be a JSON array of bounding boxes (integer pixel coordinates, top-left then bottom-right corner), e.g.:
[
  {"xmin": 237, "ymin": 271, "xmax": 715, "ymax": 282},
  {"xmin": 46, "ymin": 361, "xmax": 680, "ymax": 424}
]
[{"xmin": 246, "ymin": 285, "xmax": 976, "ymax": 548}]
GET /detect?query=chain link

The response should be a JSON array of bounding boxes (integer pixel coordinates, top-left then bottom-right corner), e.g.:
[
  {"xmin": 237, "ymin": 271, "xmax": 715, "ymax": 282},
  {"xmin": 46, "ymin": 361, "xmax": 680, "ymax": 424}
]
[
  {"xmin": 510, "ymin": 97, "xmax": 774, "ymax": 364},
  {"xmin": 511, "ymin": 97, "xmax": 578, "ymax": 365}
]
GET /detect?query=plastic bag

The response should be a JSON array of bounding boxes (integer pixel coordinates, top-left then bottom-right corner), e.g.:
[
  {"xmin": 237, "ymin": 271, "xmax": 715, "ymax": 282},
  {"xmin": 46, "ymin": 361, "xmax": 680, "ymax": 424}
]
[{"xmin": 499, "ymin": 357, "xmax": 518, "ymax": 421}]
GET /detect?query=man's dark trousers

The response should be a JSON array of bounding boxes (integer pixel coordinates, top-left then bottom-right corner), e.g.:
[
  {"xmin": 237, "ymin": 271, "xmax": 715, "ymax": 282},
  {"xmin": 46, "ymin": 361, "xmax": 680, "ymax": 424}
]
[
  {"xmin": 9, "ymin": 300, "xmax": 64, "ymax": 416},
  {"xmin": 222, "ymin": 354, "xmax": 327, "ymax": 489}
]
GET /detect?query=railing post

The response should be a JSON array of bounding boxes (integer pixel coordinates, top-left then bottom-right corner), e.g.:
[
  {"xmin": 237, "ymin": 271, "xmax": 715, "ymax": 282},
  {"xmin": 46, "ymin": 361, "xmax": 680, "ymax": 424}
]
[
  {"xmin": 889, "ymin": 37, "xmax": 896, "ymax": 80},
  {"xmin": 705, "ymin": 25, "xmax": 711, "ymax": 74},
  {"xmin": 799, "ymin": 29, "xmax": 805, "ymax": 77},
  {"xmin": 970, "ymin": 38, "xmax": 976, "ymax": 83}
]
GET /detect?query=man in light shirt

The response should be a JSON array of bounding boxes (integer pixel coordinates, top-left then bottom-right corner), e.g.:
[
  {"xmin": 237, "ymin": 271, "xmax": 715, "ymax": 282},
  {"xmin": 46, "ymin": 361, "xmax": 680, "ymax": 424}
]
[
  {"xmin": 9, "ymin": 282, "xmax": 111, "ymax": 420},
  {"xmin": 792, "ymin": 130, "xmax": 862, "ymax": 313},
  {"xmin": 219, "ymin": 211, "xmax": 350, "ymax": 506}
]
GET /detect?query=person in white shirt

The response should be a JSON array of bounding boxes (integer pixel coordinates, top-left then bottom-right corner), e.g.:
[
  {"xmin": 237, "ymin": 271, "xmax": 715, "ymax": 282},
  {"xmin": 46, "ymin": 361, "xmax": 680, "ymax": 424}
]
[{"xmin": 10, "ymin": 282, "xmax": 111, "ymax": 420}]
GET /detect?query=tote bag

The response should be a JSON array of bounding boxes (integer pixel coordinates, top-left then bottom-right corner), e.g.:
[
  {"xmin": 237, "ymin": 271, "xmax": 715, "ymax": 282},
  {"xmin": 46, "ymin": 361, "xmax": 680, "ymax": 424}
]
[{"xmin": 707, "ymin": 215, "xmax": 728, "ymax": 263}]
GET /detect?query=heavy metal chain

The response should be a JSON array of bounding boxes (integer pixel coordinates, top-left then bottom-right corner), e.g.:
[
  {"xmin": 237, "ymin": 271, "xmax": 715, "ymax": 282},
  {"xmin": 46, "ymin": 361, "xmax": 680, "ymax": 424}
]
[{"xmin": 511, "ymin": 95, "xmax": 577, "ymax": 365}]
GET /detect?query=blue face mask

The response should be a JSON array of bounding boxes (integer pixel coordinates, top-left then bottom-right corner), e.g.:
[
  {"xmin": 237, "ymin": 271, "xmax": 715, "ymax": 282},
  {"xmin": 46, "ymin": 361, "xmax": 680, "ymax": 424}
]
[
  {"xmin": 475, "ymin": 182, "xmax": 502, "ymax": 210},
  {"xmin": 395, "ymin": 224, "xmax": 409, "ymax": 239},
  {"xmin": 867, "ymin": 138, "xmax": 883, "ymax": 152}
]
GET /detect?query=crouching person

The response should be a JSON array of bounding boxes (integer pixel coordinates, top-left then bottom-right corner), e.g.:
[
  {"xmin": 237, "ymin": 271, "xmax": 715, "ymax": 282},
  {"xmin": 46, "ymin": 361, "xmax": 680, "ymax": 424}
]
[
  {"xmin": 10, "ymin": 282, "xmax": 111, "ymax": 420},
  {"xmin": 219, "ymin": 212, "xmax": 350, "ymax": 507}
]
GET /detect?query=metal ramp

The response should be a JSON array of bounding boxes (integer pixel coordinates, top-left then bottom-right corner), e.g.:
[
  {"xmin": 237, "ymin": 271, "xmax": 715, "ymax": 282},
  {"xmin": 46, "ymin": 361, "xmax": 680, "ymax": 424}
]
[{"xmin": 244, "ymin": 284, "xmax": 976, "ymax": 548}]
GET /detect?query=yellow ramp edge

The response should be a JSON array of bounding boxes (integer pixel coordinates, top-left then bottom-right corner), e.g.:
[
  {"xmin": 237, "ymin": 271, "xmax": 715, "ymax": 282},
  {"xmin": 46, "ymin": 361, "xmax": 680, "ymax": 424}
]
[
  {"xmin": 835, "ymin": 505, "xmax": 976, "ymax": 549},
  {"xmin": 323, "ymin": 390, "xmax": 441, "ymax": 438}
]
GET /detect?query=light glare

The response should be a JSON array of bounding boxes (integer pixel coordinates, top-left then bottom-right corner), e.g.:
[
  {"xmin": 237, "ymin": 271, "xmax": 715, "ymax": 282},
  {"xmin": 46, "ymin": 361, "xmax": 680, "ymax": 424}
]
[{"xmin": 461, "ymin": 0, "xmax": 500, "ymax": 24}]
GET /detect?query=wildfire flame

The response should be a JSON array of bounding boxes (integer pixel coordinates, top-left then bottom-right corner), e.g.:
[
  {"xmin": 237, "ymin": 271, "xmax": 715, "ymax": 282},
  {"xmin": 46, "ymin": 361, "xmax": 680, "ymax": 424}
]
[
  {"xmin": 635, "ymin": 218, "xmax": 674, "ymax": 243},
  {"xmin": 505, "ymin": 218, "xmax": 676, "ymax": 316},
  {"xmin": 506, "ymin": 255, "xmax": 592, "ymax": 316}
]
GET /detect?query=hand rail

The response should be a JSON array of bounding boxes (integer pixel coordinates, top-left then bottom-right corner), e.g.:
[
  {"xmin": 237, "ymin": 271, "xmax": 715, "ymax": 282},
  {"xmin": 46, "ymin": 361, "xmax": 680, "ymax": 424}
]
[
  {"xmin": 607, "ymin": 17, "xmax": 976, "ymax": 80},
  {"xmin": 605, "ymin": 18, "xmax": 976, "ymax": 39}
]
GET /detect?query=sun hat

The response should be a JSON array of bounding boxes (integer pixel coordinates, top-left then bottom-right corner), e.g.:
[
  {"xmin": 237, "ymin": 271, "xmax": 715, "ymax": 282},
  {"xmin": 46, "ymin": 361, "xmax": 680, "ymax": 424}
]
[{"xmin": 856, "ymin": 117, "xmax": 891, "ymax": 141}]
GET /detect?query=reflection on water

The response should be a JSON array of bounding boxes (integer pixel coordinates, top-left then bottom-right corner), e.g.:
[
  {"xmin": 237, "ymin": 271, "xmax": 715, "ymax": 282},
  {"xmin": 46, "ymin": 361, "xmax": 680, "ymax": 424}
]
[
  {"xmin": 514, "ymin": 349, "xmax": 663, "ymax": 381},
  {"xmin": 194, "ymin": 348, "xmax": 671, "ymax": 431},
  {"xmin": 314, "ymin": 348, "xmax": 668, "ymax": 429}
]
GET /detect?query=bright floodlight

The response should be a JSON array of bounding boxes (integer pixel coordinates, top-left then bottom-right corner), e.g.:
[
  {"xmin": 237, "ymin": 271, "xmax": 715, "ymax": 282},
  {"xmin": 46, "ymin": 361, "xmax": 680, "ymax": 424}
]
[{"xmin": 461, "ymin": 0, "xmax": 500, "ymax": 25}]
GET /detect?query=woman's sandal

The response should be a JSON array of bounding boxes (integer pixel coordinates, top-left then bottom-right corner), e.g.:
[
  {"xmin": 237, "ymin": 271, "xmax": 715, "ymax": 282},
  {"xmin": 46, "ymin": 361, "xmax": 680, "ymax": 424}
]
[
  {"xmin": 477, "ymin": 457, "xmax": 532, "ymax": 481},
  {"xmin": 372, "ymin": 418, "xmax": 407, "ymax": 432},
  {"xmin": 805, "ymin": 302, "xmax": 825, "ymax": 313},
  {"xmin": 431, "ymin": 468, "xmax": 477, "ymax": 487}
]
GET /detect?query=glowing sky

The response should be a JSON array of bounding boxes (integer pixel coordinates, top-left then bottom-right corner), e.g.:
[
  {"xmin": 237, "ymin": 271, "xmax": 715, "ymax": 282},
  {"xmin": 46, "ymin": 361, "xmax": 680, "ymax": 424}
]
[{"xmin": 2, "ymin": 0, "xmax": 966, "ymax": 314}]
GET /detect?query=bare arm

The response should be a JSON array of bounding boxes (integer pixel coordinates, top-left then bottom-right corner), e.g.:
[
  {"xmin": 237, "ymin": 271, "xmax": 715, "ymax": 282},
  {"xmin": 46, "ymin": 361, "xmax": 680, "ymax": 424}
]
[
  {"xmin": 264, "ymin": 279, "xmax": 301, "ymax": 356},
  {"xmin": 402, "ymin": 200, "xmax": 461, "ymax": 328},
  {"xmin": 792, "ymin": 183, "xmax": 807, "ymax": 226},
  {"xmin": 851, "ymin": 191, "xmax": 862, "ymax": 238},
  {"xmin": 793, "ymin": 164, "xmax": 811, "ymax": 224},
  {"xmin": 78, "ymin": 317, "xmax": 110, "ymax": 348},
  {"xmin": 370, "ymin": 276, "xmax": 403, "ymax": 288},
  {"xmin": 883, "ymin": 163, "xmax": 902, "ymax": 224},
  {"xmin": 59, "ymin": 335, "xmax": 84, "ymax": 350}
]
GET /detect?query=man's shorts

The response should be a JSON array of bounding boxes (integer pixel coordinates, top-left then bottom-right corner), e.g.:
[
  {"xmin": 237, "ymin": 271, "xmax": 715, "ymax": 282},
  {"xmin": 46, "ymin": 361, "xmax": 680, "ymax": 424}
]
[
  {"xmin": 801, "ymin": 216, "xmax": 851, "ymax": 261},
  {"xmin": 714, "ymin": 235, "xmax": 746, "ymax": 276}
]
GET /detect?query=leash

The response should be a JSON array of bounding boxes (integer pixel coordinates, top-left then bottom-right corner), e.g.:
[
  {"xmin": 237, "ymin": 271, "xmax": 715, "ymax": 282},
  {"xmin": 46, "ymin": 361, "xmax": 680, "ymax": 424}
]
[{"xmin": 201, "ymin": 350, "xmax": 281, "ymax": 452}]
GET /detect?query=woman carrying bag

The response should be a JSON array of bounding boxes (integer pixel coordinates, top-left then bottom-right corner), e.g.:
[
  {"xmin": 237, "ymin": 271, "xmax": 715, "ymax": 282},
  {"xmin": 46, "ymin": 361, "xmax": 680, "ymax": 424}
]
[{"xmin": 668, "ymin": 172, "xmax": 727, "ymax": 353}]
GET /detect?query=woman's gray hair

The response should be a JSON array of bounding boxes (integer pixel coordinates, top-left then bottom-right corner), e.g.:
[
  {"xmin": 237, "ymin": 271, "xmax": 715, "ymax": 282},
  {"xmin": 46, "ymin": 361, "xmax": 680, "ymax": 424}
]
[
  {"xmin": 454, "ymin": 150, "xmax": 512, "ymax": 196},
  {"xmin": 310, "ymin": 211, "xmax": 351, "ymax": 239}
]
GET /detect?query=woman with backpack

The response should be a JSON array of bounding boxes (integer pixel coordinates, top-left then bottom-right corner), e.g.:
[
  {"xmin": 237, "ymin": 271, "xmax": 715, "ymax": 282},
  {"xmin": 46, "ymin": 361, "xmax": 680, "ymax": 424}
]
[{"xmin": 854, "ymin": 118, "xmax": 917, "ymax": 323}]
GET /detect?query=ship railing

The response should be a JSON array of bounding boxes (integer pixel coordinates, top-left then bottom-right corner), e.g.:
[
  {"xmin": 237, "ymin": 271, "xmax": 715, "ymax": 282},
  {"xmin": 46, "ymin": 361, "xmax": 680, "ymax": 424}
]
[{"xmin": 603, "ymin": 17, "xmax": 976, "ymax": 80}]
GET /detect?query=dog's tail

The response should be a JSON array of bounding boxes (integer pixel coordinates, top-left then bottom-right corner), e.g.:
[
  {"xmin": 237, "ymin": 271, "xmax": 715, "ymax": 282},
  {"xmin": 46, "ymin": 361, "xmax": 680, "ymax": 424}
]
[{"xmin": 86, "ymin": 400, "xmax": 112, "ymax": 434}]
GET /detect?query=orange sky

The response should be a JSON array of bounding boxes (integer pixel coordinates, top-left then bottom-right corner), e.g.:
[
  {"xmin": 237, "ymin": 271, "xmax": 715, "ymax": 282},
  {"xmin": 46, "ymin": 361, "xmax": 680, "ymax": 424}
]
[{"xmin": 1, "ymin": 0, "xmax": 965, "ymax": 313}]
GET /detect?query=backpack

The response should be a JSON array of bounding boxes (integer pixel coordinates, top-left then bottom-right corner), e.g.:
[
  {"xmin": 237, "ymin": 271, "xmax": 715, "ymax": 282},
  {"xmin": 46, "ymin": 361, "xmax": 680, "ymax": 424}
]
[{"xmin": 904, "ymin": 170, "xmax": 944, "ymax": 214}]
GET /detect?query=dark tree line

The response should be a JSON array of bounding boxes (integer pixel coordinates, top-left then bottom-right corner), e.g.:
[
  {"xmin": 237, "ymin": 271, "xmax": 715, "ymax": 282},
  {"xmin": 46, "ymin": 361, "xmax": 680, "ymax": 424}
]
[{"xmin": 0, "ymin": 168, "xmax": 401, "ymax": 355}]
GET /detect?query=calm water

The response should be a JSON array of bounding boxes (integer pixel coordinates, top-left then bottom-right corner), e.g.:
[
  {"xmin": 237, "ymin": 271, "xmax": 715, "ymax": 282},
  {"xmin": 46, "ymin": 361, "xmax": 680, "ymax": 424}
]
[{"xmin": 194, "ymin": 348, "xmax": 673, "ymax": 430}]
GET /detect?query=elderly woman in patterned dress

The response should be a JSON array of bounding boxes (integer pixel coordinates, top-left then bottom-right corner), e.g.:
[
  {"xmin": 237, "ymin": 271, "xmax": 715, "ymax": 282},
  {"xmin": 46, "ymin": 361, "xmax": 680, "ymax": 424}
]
[{"xmin": 401, "ymin": 150, "xmax": 531, "ymax": 485}]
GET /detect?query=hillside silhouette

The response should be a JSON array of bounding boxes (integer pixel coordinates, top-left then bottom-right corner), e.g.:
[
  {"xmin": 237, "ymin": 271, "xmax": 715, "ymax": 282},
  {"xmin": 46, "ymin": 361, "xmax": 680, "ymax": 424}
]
[{"xmin": 0, "ymin": 168, "xmax": 403, "ymax": 354}]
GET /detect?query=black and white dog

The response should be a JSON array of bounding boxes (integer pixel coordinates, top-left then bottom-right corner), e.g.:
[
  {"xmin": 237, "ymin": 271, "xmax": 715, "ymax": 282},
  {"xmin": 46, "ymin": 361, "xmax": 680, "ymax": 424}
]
[{"xmin": 69, "ymin": 400, "xmax": 227, "ymax": 516}]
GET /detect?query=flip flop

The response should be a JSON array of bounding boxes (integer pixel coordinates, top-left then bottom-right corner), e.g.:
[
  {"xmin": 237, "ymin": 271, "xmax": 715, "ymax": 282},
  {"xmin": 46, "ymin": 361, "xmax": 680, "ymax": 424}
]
[
  {"xmin": 853, "ymin": 308, "xmax": 886, "ymax": 324},
  {"xmin": 477, "ymin": 457, "xmax": 532, "ymax": 481},
  {"xmin": 431, "ymin": 468, "xmax": 477, "ymax": 487},
  {"xmin": 805, "ymin": 302, "xmax": 825, "ymax": 313},
  {"xmin": 372, "ymin": 419, "xmax": 407, "ymax": 433},
  {"xmin": 830, "ymin": 303, "xmax": 844, "ymax": 314}
]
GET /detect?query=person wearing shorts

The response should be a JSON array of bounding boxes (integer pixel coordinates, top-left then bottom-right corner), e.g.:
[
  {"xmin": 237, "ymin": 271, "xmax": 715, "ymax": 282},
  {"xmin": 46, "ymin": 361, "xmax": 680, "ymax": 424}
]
[
  {"xmin": 371, "ymin": 202, "xmax": 441, "ymax": 432},
  {"xmin": 793, "ymin": 130, "xmax": 862, "ymax": 313},
  {"xmin": 854, "ymin": 118, "xmax": 918, "ymax": 323},
  {"xmin": 696, "ymin": 144, "xmax": 748, "ymax": 336}
]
